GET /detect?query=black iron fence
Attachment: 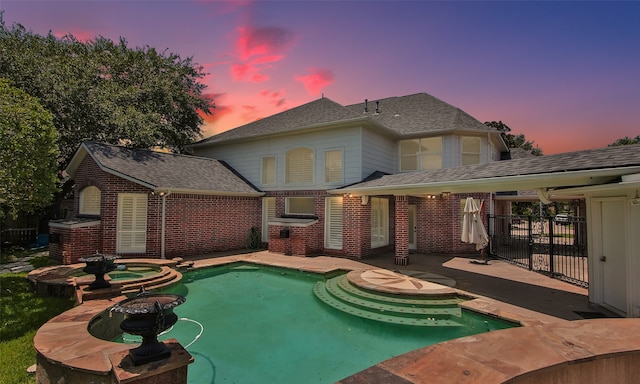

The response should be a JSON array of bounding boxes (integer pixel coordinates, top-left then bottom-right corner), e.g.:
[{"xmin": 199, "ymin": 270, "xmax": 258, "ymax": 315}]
[{"xmin": 487, "ymin": 215, "xmax": 588, "ymax": 287}]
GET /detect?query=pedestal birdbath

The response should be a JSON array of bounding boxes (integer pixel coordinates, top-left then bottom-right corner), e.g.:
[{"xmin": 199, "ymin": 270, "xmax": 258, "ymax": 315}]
[
  {"xmin": 111, "ymin": 290, "xmax": 186, "ymax": 366},
  {"xmin": 78, "ymin": 252, "xmax": 120, "ymax": 289}
]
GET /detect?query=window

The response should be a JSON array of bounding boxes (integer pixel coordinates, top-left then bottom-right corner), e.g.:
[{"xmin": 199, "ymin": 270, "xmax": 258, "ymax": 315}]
[
  {"xmin": 79, "ymin": 186, "xmax": 101, "ymax": 216},
  {"xmin": 285, "ymin": 197, "xmax": 315, "ymax": 215},
  {"xmin": 399, "ymin": 137, "xmax": 442, "ymax": 171},
  {"xmin": 262, "ymin": 197, "xmax": 276, "ymax": 242},
  {"xmin": 117, "ymin": 193, "xmax": 147, "ymax": 253},
  {"xmin": 325, "ymin": 149, "xmax": 343, "ymax": 183},
  {"xmin": 325, "ymin": 197, "xmax": 343, "ymax": 249},
  {"xmin": 462, "ymin": 136, "xmax": 481, "ymax": 165},
  {"xmin": 371, "ymin": 197, "xmax": 389, "ymax": 248},
  {"xmin": 262, "ymin": 156, "xmax": 276, "ymax": 185},
  {"xmin": 286, "ymin": 147, "xmax": 314, "ymax": 184}
]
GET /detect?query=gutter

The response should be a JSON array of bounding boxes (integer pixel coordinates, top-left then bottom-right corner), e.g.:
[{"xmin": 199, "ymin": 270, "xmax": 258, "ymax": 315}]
[{"xmin": 330, "ymin": 166, "xmax": 640, "ymax": 196}]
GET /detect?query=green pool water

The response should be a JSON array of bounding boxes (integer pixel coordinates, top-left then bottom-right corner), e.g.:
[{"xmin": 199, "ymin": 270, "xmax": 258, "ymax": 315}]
[{"xmin": 121, "ymin": 264, "xmax": 516, "ymax": 384}]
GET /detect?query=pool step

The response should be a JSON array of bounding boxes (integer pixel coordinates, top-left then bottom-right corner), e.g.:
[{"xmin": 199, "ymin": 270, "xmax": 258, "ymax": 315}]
[
  {"xmin": 121, "ymin": 267, "xmax": 182, "ymax": 294},
  {"xmin": 314, "ymin": 275, "xmax": 464, "ymax": 327}
]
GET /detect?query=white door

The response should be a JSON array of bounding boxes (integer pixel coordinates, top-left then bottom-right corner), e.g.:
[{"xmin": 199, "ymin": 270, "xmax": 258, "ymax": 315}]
[
  {"xmin": 597, "ymin": 198, "xmax": 627, "ymax": 314},
  {"xmin": 408, "ymin": 205, "xmax": 417, "ymax": 250}
]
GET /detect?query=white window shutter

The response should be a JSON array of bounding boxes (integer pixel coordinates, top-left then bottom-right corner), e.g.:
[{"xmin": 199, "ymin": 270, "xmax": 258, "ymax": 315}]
[
  {"xmin": 325, "ymin": 197, "xmax": 343, "ymax": 249},
  {"xmin": 117, "ymin": 193, "xmax": 147, "ymax": 253}
]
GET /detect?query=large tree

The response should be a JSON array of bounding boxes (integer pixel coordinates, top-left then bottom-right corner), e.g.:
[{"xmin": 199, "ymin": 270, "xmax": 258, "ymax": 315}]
[
  {"xmin": 0, "ymin": 79, "xmax": 59, "ymax": 219},
  {"xmin": 0, "ymin": 18, "xmax": 214, "ymax": 170},
  {"xmin": 485, "ymin": 120, "xmax": 543, "ymax": 156}
]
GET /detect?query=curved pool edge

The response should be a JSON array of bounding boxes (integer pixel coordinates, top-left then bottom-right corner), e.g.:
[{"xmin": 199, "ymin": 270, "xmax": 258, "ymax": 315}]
[
  {"xmin": 337, "ymin": 318, "xmax": 640, "ymax": 384},
  {"xmin": 34, "ymin": 252, "xmax": 638, "ymax": 384}
]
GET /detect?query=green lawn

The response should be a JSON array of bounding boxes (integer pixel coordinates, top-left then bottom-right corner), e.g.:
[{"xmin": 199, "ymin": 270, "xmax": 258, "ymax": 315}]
[{"xmin": 0, "ymin": 250, "xmax": 75, "ymax": 384}]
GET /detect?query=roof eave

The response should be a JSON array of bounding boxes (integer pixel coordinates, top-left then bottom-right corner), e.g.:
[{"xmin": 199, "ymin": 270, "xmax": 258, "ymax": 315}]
[
  {"xmin": 190, "ymin": 116, "xmax": 397, "ymax": 148},
  {"xmin": 151, "ymin": 188, "xmax": 264, "ymax": 197},
  {"xmin": 330, "ymin": 167, "xmax": 640, "ymax": 196}
]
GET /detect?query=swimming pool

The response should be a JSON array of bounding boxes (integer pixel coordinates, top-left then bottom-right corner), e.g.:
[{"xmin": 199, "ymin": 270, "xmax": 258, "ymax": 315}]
[{"xmin": 116, "ymin": 264, "xmax": 516, "ymax": 383}]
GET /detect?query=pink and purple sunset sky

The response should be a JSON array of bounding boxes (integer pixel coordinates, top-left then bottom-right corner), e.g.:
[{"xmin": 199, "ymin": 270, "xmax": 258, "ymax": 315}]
[{"xmin": 2, "ymin": 0, "xmax": 639, "ymax": 154}]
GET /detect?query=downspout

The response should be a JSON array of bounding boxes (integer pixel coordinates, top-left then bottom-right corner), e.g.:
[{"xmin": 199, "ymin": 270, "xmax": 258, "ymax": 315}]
[{"xmin": 159, "ymin": 191, "xmax": 171, "ymax": 259}]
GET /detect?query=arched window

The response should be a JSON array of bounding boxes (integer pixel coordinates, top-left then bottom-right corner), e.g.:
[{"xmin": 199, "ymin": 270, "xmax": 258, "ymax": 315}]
[
  {"xmin": 79, "ymin": 186, "xmax": 101, "ymax": 216},
  {"xmin": 285, "ymin": 147, "xmax": 314, "ymax": 184}
]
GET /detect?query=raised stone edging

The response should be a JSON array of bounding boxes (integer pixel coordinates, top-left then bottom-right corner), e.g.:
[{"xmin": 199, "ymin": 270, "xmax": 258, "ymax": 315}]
[{"xmin": 337, "ymin": 318, "xmax": 640, "ymax": 383}]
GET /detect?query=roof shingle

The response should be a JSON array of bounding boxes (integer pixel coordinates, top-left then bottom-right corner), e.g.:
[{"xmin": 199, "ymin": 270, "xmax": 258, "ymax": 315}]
[{"xmin": 81, "ymin": 142, "xmax": 261, "ymax": 195}]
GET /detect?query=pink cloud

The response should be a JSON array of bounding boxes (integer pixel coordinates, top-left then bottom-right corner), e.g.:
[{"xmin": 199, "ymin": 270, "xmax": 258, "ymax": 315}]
[
  {"xmin": 295, "ymin": 68, "xmax": 335, "ymax": 95},
  {"xmin": 230, "ymin": 24, "xmax": 295, "ymax": 83},
  {"xmin": 235, "ymin": 26, "xmax": 293, "ymax": 61}
]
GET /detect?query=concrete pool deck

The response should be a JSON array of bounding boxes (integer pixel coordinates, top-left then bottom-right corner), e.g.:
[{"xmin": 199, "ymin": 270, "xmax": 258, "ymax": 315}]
[{"xmin": 34, "ymin": 250, "xmax": 639, "ymax": 384}]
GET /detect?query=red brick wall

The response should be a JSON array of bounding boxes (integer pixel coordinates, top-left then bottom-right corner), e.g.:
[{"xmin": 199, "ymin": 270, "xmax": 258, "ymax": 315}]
[
  {"xmin": 62, "ymin": 155, "xmax": 262, "ymax": 260},
  {"xmin": 49, "ymin": 224, "xmax": 101, "ymax": 264},
  {"xmin": 61, "ymin": 155, "xmax": 494, "ymax": 261},
  {"xmin": 163, "ymin": 194, "xmax": 261, "ymax": 258},
  {"xmin": 415, "ymin": 193, "xmax": 491, "ymax": 254}
]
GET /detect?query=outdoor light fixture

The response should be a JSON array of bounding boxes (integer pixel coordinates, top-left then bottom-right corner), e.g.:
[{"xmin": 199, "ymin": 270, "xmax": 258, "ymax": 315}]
[
  {"xmin": 442, "ymin": 192, "xmax": 451, "ymax": 198},
  {"xmin": 361, "ymin": 196, "xmax": 369, "ymax": 205}
]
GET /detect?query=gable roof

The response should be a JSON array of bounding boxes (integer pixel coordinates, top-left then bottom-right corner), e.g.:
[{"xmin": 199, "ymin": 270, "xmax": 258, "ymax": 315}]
[
  {"xmin": 192, "ymin": 97, "xmax": 376, "ymax": 146},
  {"xmin": 335, "ymin": 144, "xmax": 640, "ymax": 195},
  {"xmin": 66, "ymin": 142, "xmax": 263, "ymax": 196},
  {"xmin": 344, "ymin": 93, "xmax": 493, "ymax": 136},
  {"xmin": 192, "ymin": 92, "xmax": 501, "ymax": 147}
]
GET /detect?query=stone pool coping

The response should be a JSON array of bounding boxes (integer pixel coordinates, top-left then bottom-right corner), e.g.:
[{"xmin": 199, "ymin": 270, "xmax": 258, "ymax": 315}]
[{"xmin": 34, "ymin": 251, "xmax": 640, "ymax": 383}]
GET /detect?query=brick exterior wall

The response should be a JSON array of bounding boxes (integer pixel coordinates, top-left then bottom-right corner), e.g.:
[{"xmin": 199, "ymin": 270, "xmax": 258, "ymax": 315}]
[
  {"xmin": 413, "ymin": 193, "xmax": 491, "ymax": 254},
  {"xmin": 55, "ymin": 155, "xmax": 494, "ymax": 263},
  {"xmin": 49, "ymin": 224, "xmax": 101, "ymax": 264},
  {"xmin": 53, "ymin": 155, "xmax": 262, "ymax": 263}
]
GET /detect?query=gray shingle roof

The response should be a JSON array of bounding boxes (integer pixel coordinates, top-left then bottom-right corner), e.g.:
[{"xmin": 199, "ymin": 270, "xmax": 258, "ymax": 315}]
[
  {"xmin": 194, "ymin": 97, "xmax": 367, "ymax": 146},
  {"xmin": 340, "ymin": 144, "xmax": 640, "ymax": 191},
  {"xmin": 193, "ymin": 92, "xmax": 495, "ymax": 146},
  {"xmin": 76, "ymin": 142, "xmax": 262, "ymax": 195},
  {"xmin": 344, "ymin": 93, "xmax": 492, "ymax": 136}
]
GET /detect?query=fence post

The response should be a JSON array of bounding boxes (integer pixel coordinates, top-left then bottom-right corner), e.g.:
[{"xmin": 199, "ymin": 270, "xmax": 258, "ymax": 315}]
[
  {"xmin": 548, "ymin": 216, "xmax": 555, "ymax": 275},
  {"xmin": 527, "ymin": 216, "xmax": 533, "ymax": 270}
]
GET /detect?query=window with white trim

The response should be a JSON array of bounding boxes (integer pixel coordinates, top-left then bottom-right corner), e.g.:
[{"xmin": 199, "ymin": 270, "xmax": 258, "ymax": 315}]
[
  {"xmin": 371, "ymin": 197, "xmax": 389, "ymax": 248},
  {"xmin": 399, "ymin": 137, "xmax": 442, "ymax": 171},
  {"xmin": 117, "ymin": 193, "xmax": 147, "ymax": 253},
  {"xmin": 325, "ymin": 149, "xmax": 343, "ymax": 183},
  {"xmin": 79, "ymin": 186, "xmax": 101, "ymax": 216},
  {"xmin": 285, "ymin": 147, "xmax": 313, "ymax": 184},
  {"xmin": 261, "ymin": 156, "xmax": 276, "ymax": 185},
  {"xmin": 461, "ymin": 136, "xmax": 481, "ymax": 165},
  {"xmin": 325, "ymin": 197, "xmax": 343, "ymax": 249},
  {"xmin": 285, "ymin": 197, "xmax": 315, "ymax": 215}
]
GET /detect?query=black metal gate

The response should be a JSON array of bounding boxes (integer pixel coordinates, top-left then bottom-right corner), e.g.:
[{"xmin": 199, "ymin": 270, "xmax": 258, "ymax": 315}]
[{"xmin": 487, "ymin": 215, "xmax": 588, "ymax": 287}]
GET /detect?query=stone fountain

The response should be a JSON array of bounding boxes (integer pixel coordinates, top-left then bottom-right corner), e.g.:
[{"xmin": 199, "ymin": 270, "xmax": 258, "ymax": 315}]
[
  {"xmin": 79, "ymin": 251, "xmax": 120, "ymax": 290},
  {"xmin": 111, "ymin": 289, "xmax": 186, "ymax": 366}
]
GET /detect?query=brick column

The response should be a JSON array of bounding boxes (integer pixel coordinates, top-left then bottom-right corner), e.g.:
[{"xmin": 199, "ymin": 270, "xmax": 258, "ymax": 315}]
[{"xmin": 394, "ymin": 195, "xmax": 409, "ymax": 265}]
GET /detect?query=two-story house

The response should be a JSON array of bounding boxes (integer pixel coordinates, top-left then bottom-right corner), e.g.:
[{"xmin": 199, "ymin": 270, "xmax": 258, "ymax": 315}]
[
  {"xmin": 189, "ymin": 93, "xmax": 509, "ymax": 262},
  {"xmin": 51, "ymin": 92, "xmax": 640, "ymax": 317},
  {"xmin": 53, "ymin": 92, "xmax": 507, "ymax": 264}
]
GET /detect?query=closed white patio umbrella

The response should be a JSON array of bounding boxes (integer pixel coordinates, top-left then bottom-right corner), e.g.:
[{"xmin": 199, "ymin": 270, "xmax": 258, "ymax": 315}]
[{"xmin": 461, "ymin": 197, "xmax": 489, "ymax": 263}]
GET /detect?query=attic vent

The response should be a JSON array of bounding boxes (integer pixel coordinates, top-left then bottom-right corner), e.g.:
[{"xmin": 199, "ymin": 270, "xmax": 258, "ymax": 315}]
[
  {"xmin": 364, "ymin": 99, "xmax": 368, "ymax": 113},
  {"xmin": 374, "ymin": 101, "xmax": 380, "ymax": 115}
]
